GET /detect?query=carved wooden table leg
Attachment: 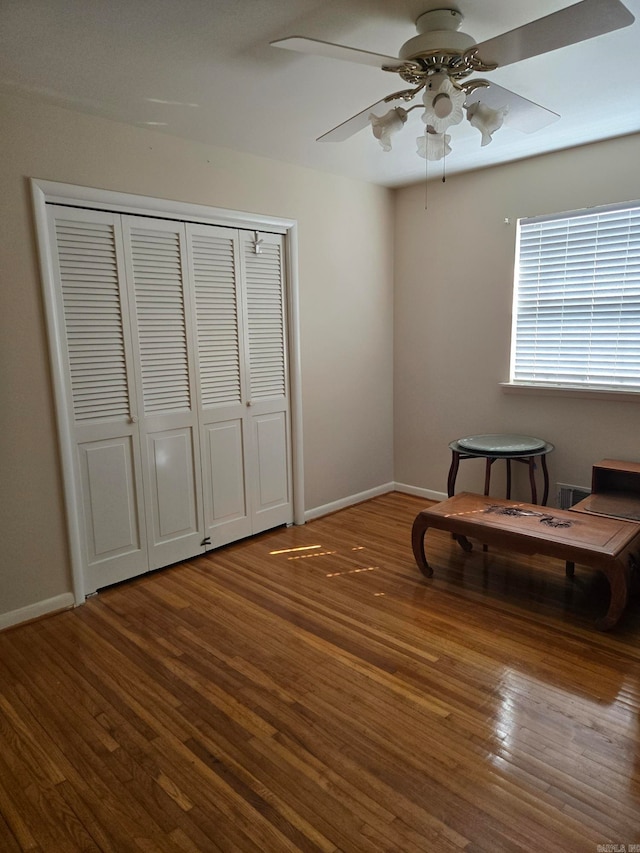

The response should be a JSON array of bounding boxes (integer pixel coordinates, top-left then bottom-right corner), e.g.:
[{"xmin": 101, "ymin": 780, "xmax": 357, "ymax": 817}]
[
  {"xmin": 596, "ymin": 558, "xmax": 630, "ymax": 631},
  {"xmin": 411, "ymin": 513, "xmax": 433, "ymax": 577},
  {"xmin": 412, "ymin": 512, "xmax": 473, "ymax": 575}
]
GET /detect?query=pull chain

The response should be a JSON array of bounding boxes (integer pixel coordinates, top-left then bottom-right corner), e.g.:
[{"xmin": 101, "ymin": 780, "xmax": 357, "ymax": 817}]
[{"xmin": 424, "ymin": 133, "xmax": 429, "ymax": 210}]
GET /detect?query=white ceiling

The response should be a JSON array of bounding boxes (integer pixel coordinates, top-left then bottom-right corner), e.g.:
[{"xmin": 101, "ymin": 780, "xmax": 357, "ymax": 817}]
[{"xmin": 2, "ymin": 0, "xmax": 640, "ymax": 187}]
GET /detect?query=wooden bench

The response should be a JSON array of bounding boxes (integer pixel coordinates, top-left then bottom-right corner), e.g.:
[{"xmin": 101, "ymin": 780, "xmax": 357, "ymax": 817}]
[{"xmin": 411, "ymin": 492, "xmax": 640, "ymax": 630}]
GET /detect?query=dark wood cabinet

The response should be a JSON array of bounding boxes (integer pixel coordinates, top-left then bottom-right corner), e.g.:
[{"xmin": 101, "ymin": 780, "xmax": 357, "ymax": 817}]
[{"xmin": 572, "ymin": 459, "xmax": 640, "ymax": 521}]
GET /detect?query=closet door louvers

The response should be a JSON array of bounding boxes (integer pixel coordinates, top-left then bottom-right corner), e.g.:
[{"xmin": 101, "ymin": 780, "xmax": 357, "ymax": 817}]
[
  {"xmin": 129, "ymin": 225, "xmax": 192, "ymax": 413},
  {"xmin": 49, "ymin": 206, "xmax": 147, "ymax": 593},
  {"xmin": 245, "ymin": 237, "xmax": 287, "ymax": 400},
  {"xmin": 58, "ymin": 218, "xmax": 129, "ymax": 421}
]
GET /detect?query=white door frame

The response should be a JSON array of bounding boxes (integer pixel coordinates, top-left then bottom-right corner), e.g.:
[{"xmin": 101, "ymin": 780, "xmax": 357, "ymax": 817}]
[{"xmin": 31, "ymin": 178, "xmax": 305, "ymax": 606}]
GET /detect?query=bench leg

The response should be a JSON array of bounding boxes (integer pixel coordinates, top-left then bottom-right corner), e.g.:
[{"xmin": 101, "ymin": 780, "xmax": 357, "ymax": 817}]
[
  {"xmin": 411, "ymin": 514, "xmax": 434, "ymax": 578},
  {"xmin": 412, "ymin": 514, "xmax": 474, "ymax": 579},
  {"xmin": 596, "ymin": 558, "xmax": 630, "ymax": 631}
]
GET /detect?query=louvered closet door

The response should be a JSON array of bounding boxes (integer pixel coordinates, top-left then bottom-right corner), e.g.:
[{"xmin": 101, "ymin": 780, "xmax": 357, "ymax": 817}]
[
  {"xmin": 122, "ymin": 216, "xmax": 205, "ymax": 569},
  {"xmin": 48, "ymin": 206, "xmax": 148, "ymax": 593},
  {"xmin": 239, "ymin": 231, "xmax": 293, "ymax": 533},
  {"xmin": 188, "ymin": 224, "xmax": 253, "ymax": 547}
]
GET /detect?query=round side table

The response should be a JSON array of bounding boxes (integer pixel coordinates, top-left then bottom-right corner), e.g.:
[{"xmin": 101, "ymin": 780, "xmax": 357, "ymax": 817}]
[{"xmin": 448, "ymin": 434, "xmax": 554, "ymax": 505}]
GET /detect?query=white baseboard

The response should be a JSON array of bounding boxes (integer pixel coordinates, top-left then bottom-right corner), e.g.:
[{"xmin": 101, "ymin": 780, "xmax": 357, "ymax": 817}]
[
  {"xmin": 304, "ymin": 481, "xmax": 446, "ymax": 522},
  {"xmin": 393, "ymin": 482, "xmax": 448, "ymax": 502},
  {"xmin": 0, "ymin": 593, "xmax": 75, "ymax": 632},
  {"xmin": 305, "ymin": 482, "xmax": 395, "ymax": 521}
]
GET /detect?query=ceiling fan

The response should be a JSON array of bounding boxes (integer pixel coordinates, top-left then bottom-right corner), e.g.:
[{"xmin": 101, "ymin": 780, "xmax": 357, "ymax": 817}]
[{"xmin": 271, "ymin": 0, "xmax": 635, "ymax": 162}]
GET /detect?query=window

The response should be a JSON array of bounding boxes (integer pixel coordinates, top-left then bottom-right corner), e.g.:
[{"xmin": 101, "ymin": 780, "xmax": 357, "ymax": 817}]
[{"xmin": 510, "ymin": 200, "xmax": 640, "ymax": 392}]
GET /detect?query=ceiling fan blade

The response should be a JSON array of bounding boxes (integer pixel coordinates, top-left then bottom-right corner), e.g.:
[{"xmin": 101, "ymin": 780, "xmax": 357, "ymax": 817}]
[
  {"xmin": 465, "ymin": 83, "xmax": 560, "ymax": 133},
  {"xmin": 270, "ymin": 36, "xmax": 406, "ymax": 70},
  {"xmin": 473, "ymin": 0, "xmax": 634, "ymax": 68},
  {"xmin": 316, "ymin": 98, "xmax": 393, "ymax": 142}
]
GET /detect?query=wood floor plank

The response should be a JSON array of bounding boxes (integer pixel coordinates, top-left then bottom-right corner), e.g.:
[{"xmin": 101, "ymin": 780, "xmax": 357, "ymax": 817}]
[
  {"xmin": 2, "ymin": 492, "xmax": 640, "ymax": 850},
  {"xmin": 0, "ymin": 770, "xmax": 42, "ymax": 851},
  {"xmin": 0, "ymin": 809, "xmax": 25, "ymax": 853},
  {"xmin": 0, "ymin": 632, "xmax": 208, "ymax": 851}
]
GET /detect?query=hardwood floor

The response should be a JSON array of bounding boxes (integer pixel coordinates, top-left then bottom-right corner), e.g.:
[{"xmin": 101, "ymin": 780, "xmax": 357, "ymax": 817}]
[{"xmin": 2, "ymin": 491, "xmax": 640, "ymax": 852}]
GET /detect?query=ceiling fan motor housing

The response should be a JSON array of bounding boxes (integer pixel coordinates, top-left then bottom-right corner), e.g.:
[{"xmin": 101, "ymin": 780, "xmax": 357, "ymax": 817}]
[{"xmin": 398, "ymin": 8, "xmax": 476, "ymax": 61}]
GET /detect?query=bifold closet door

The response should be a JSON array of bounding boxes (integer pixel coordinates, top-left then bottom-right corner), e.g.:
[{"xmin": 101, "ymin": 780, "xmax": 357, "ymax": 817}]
[
  {"xmin": 239, "ymin": 230, "xmax": 292, "ymax": 534},
  {"xmin": 47, "ymin": 205, "xmax": 293, "ymax": 595},
  {"xmin": 122, "ymin": 216, "xmax": 205, "ymax": 570},
  {"xmin": 47, "ymin": 206, "xmax": 148, "ymax": 593},
  {"xmin": 189, "ymin": 226, "xmax": 293, "ymax": 547}
]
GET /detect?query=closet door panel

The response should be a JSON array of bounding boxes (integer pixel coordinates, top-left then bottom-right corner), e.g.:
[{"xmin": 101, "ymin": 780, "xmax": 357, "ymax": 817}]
[
  {"xmin": 251, "ymin": 411, "xmax": 291, "ymax": 532},
  {"xmin": 78, "ymin": 435, "xmax": 142, "ymax": 564},
  {"xmin": 202, "ymin": 419, "xmax": 251, "ymax": 546},
  {"xmin": 48, "ymin": 206, "xmax": 147, "ymax": 593},
  {"xmin": 145, "ymin": 428, "xmax": 200, "ymax": 560},
  {"xmin": 188, "ymin": 224, "xmax": 252, "ymax": 546},
  {"xmin": 123, "ymin": 217, "xmax": 205, "ymax": 568}
]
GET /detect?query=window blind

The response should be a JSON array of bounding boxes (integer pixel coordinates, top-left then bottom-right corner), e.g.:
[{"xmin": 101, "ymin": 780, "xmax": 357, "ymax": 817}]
[{"xmin": 511, "ymin": 201, "xmax": 640, "ymax": 390}]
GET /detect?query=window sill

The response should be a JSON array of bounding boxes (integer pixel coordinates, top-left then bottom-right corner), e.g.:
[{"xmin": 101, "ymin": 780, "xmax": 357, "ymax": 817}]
[{"xmin": 500, "ymin": 382, "xmax": 640, "ymax": 403}]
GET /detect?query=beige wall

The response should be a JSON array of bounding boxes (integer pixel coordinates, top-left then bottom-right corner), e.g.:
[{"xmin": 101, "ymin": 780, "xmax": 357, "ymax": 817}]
[
  {"xmin": 0, "ymin": 92, "xmax": 394, "ymax": 621},
  {"xmin": 394, "ymin": 133, "xmax": 640, "ymax": 503}
]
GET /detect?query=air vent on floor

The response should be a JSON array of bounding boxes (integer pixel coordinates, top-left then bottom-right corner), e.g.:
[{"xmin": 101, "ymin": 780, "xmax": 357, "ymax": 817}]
[{"xmin": 557, "ymin": 483, "xmax": 591, "ymax": 510}]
